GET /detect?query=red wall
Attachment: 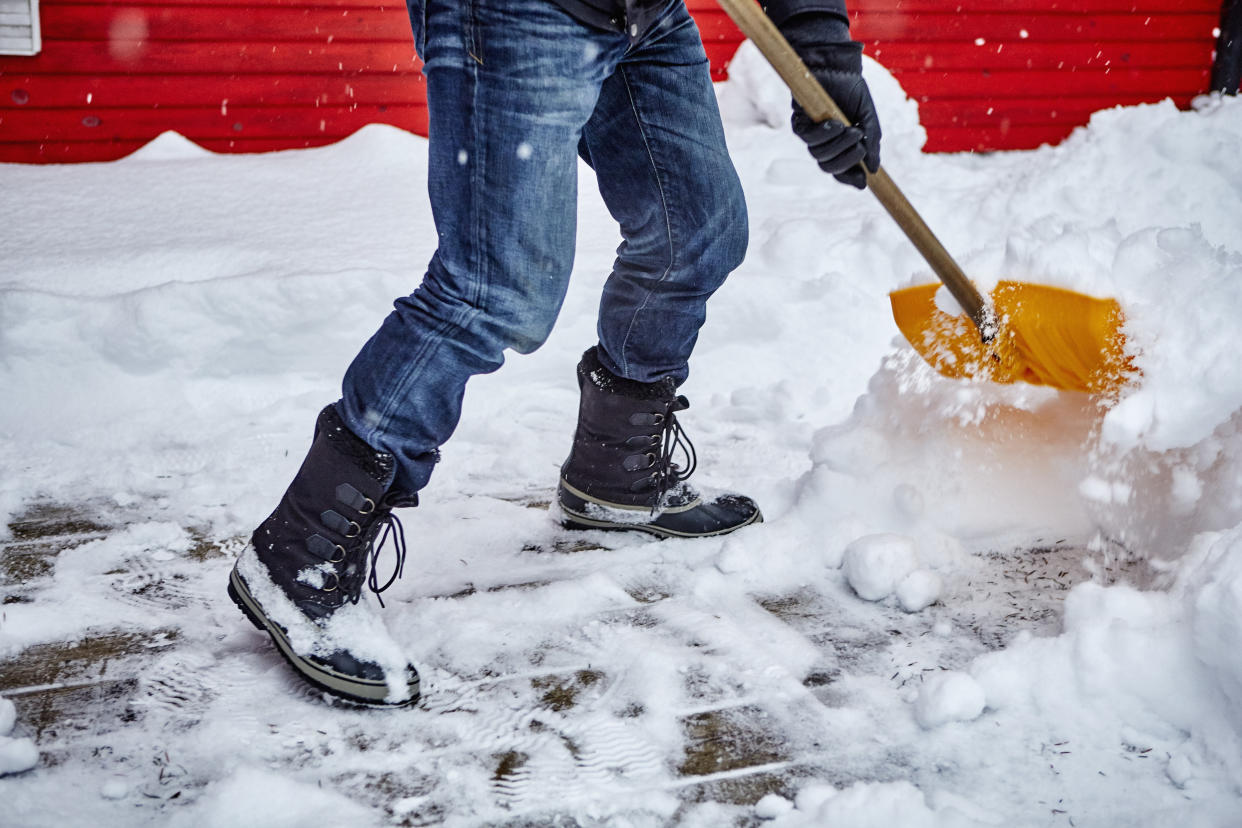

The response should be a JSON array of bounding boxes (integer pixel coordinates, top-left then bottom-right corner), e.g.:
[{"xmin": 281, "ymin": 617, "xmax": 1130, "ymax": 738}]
[
  {"xmin": 0, "ymin": 0, "xmax": 1220, "ymax": 163},
  {"xmin": 1, "ymin": 0, "xmax": 428, "ymax": 163},
  {"xmin": 847, "ymin": 0, "xmax": 1219, "ymax": 152}
]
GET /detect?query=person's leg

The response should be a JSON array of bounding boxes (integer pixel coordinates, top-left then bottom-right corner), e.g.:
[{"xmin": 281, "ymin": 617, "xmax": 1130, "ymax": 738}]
[
  {"xmin": 231, "ymin": 0, "xmax": 629, "ymax": 705},
  {"xmin": 557, "ymin": 3, "xmax": 760, "ymax": 537},
  {"xmin": 582, "ymin": 1, "xmax": 749, "ymax": 385},
  {"xmin": 340, "ymin": 0, "xmax": 628, "ymax": 494}
]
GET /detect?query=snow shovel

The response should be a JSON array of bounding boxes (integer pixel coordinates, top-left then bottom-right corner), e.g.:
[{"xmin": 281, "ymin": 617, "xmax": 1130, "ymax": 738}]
[{"xmin": 716, "ymin": 0, "xmax": 1133, "ymax": 394}]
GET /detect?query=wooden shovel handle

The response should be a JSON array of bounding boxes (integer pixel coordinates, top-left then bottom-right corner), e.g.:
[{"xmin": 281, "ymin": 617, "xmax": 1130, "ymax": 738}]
[{"xmin": 715, "ymin": 0, "xmax": 995, "ymax": 339}]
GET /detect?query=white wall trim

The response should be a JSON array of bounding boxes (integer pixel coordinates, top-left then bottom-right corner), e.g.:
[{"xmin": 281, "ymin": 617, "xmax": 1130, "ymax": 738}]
[{"xmin": 0, "ymin": 0, "xmax": 41, "ymax": 57}]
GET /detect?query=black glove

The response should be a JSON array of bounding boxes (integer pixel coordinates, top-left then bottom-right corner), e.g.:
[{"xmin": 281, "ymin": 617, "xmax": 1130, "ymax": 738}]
[{"xmin": 778, "ymin": 12, "xmax": 882, "ymax": 189}]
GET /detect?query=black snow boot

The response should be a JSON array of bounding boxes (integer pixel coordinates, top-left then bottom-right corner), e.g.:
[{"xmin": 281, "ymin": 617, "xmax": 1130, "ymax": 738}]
[
  {"xmin": 227, "ymin": 404, "xmax": 421, "ymax": 707},
  {"xmin": 557, "ymin": 347, "xmax": 762, "ymax": 538}
]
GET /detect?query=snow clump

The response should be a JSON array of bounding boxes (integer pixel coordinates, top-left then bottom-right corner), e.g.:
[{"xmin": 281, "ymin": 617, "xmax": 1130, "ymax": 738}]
[
  {"xmin": 842, "ymin": 533, "xmax": 918, "ymax": 602},
  {"xmin": 0, "ymin": 698, "xmax": 38, "ymax": 776},
  {"xmin": 896, "ymin": 569, "xmax": 943, "ymax": 612},
  {"xmin": 913, "ymin": 670, "xmax": 987, "ymax": 729}
]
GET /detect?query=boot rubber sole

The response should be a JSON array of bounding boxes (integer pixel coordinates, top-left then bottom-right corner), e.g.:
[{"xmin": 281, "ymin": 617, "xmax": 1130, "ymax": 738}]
[
  {"xmin": 227, "ymin": 565, "xmax": 420, "ymax": 708},
  {"xmin": 558, "ymin": 508, "xmax": 762, "ymax": 538},
  {"xmin": 557, "ymin": 481, "xmax": 762, "ymax": 539}
]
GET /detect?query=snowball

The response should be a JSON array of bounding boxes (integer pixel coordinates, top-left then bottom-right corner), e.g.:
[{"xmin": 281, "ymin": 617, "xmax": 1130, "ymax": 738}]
[
  {"xmin": 755, "ymin": 793, "xmax": 794, "ymax": 819},
  {"xmin": 897, "ymin": 570, "xmax": 942, "ymax": 612},
  {"xmin": 0, "ymin": 736, "xmax": 39, "ymax": 776},
  {"xmin": 0, "ymin": 699, "xmax": 37, "ymax": 776},
  {"xmin": 914, "ymin": 671, "xmax": 986, "ymax": 729},
  {"xmin": 842, "ymin": 534, "xmax": 918, "ymax": 602}
]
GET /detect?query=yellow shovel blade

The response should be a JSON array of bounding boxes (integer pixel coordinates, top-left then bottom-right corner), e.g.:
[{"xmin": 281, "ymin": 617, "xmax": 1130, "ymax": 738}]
[{"xmin": 889, "ymin": 281, "xmax": 1134, "ymax": 394}]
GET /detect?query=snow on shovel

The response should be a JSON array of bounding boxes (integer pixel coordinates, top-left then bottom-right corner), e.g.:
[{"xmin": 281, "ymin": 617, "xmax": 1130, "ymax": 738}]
[{"xmin": 716, "ymin": 0, "xmax": 1134, "ymax": 395}]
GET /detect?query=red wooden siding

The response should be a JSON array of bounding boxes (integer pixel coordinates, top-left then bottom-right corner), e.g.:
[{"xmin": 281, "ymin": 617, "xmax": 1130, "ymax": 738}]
[
  {"xmin": 0, "ymin": 0, "xmax": 1222, "ymax": 163},
  {"xmin": 844, "ymin": 0, "xmax": 1220, "ymax": 151},
  {"xmin": 1, "ymin": 0, "xmax": 427, "ymax": 163}
]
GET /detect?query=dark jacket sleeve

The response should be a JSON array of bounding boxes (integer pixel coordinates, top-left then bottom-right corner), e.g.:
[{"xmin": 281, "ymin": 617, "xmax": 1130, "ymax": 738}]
[{"xmin": 761, "ymin": 0, "xmax": 849, "ymax": 27}]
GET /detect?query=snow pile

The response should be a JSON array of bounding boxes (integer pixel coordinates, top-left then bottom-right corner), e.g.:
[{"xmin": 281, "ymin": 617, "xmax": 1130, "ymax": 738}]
[
  {"xmin": 720, "ymin": 49, "xmax": 1242, "ymax": 823},
  {"xmin": 970, "ymin": 526, "xmax": 1242, "ymax": 787},
  {"xmin": 0, "ymin": 698, "xmax": 38, "ymax": 776},
  {"xmin": 725, "ymin": 50, "xmax": 1242, "ymax": 554}
]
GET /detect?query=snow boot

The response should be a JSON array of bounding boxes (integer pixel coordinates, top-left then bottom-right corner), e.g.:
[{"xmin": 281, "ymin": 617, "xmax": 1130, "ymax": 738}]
[
  {"xmin": 227, "ymin": 404, "xmax": 421, "ymax": 707},
  {"xmin": 557, "ymin": 347, "xmax": 762, "ymax": 538}
]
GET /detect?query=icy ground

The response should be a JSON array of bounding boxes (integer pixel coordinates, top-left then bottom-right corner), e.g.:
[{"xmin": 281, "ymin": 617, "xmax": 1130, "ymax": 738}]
[{"xmin": 3, "ymin": 44, "xmax": 1242, "ymax": 826}]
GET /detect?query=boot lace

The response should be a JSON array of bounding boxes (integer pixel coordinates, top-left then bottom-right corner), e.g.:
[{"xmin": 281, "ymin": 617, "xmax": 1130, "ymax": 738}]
[
  {"xmin": 334, "ymin": 509, "xmax": 407, "ymax": 610},
  {"xmin": 365, "ymin": 511, "xmax": 407, "ymax": 608},
  {"xmin": 651, "ymin": 396, "xmax": 697, "ymax": 509}
]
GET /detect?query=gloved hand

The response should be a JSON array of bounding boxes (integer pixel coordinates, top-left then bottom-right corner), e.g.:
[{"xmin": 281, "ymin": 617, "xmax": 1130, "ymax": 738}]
[{"xmin": 778, "ymin": 12, "xmax": 882, "ymax": 189}]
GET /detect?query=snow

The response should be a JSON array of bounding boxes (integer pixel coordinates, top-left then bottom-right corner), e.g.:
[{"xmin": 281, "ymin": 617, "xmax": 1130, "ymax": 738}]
[
  {"xmin": 896, "ymin": 569, "xmax": 943, "ymax": 613},
  {"xmin": 234, "ymin": 541, "xmax": 417, "ymax": 704},
  {"xmin": 99, "ymin": 779, "xmax": 130, "ymax": 801},
  {"xmin": 842, "ymin": 533, "xmax": 918, "ymax": 601},
  {"xmin": 765, "ymin": 780, "xmax": 990, "ymax": 827},
  {"xmin": 913, "ymin": 671, "xmax": 986, "ymax": 730},
  {"xmin": 166, "ymin": 766, "xmax": 380, "ymax": 828},
  {"xmin": 0, "ymin": 698, "xmax": 38, "ymax": 777},
  {"xmin": 2, "ymin": 39, "xmax": 1242, "ymax": 825}
]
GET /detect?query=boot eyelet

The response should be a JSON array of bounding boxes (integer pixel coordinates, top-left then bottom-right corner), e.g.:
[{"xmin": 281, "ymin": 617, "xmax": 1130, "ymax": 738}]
[
  {"xmin": 330, "ymin": 545, "xmax": 346, "ymax": 563},
  {"xmin": 322, "ymin": 571, "xmax": 340, "ymax": 593},
  {"xmin": 359, "ymin": 497, "xmax": 376, "ymax": 515},
  {"xmin": 345, "ymin": 521, "xmax": 361, "ymax": 538}
]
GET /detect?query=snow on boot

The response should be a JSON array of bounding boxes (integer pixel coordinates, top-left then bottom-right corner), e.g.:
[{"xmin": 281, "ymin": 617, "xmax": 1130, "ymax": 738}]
[
  {"xmin": 227, "ymin": 404, "xmax": 421, "ymax": 707},
  {"xmin": 558, "ymin": 347, "xmax": 762, "ymax": 538}
]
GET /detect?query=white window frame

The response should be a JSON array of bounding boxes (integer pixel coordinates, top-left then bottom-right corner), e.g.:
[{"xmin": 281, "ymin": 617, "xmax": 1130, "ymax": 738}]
[{"xmin": 0, "ymin": 0, "xmax": 41, "ymax": 57}]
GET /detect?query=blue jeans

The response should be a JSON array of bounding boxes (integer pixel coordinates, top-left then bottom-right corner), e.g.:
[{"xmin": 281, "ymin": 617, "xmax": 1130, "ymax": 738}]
[{"xmin": 340, "ymin": 0, "xmax": 748, "ymax": 494}]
